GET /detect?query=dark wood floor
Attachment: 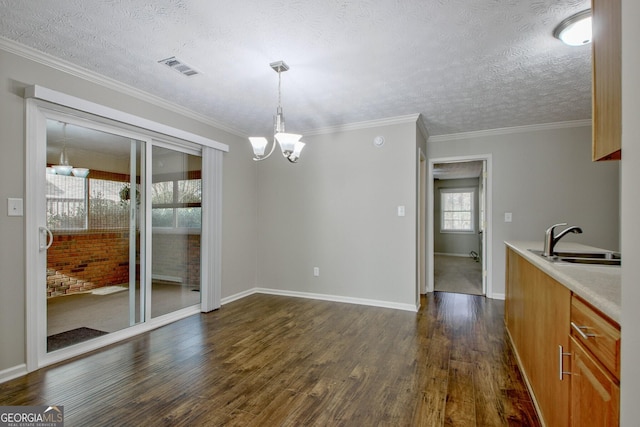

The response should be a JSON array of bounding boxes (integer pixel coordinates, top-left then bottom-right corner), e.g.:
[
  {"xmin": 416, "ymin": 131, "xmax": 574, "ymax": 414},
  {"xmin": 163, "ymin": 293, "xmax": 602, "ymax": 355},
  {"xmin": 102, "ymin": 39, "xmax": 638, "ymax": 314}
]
[{"xmin": 0, "ymin": 292, "xmax": 540, "ymax": 426}]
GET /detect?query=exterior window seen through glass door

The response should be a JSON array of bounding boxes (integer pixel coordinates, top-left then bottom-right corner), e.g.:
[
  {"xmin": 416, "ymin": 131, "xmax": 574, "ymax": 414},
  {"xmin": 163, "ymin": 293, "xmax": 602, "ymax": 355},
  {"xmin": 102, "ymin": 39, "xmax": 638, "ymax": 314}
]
[{"xmin": 151, "ymin": 145, "xmax": 202, "ymax": 318}]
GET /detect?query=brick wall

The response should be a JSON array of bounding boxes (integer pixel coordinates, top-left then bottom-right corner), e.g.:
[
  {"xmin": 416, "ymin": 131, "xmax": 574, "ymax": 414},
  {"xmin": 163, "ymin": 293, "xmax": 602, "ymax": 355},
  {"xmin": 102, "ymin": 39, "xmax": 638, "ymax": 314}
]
[
  {"xmin": 46, "ymin": 232, "xmax": 135, "ymax": 297},
  {"xmin": 46, "ymin": 231, "xmax": 201, "ymax": 297}
]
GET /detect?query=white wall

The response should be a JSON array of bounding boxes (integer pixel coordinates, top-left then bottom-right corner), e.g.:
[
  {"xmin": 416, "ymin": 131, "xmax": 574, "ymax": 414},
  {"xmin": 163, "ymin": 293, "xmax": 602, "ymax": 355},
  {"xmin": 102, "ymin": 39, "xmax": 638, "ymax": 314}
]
[
  {"xmin": 0, "ymin": 46, "xmax": 258, "ymax": 373},
  {"xmin": 427, "ymin": 124, "xmax": 620, "ymax": 296},
  {"xmin": 256, "ymin": 121, "xmax": 421, "ymax": 308},
  {"xmin": 620, "ymin": 0, "xmax": 640, "ymax": 424}
]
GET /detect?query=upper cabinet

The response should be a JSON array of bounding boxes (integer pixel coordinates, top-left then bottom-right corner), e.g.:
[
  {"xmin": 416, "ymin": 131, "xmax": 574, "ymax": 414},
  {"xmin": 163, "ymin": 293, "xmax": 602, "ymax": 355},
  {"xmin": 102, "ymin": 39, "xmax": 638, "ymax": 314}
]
[{"xmin": 592, "ymin": 0, "xmax": 622, "ymax": 161}]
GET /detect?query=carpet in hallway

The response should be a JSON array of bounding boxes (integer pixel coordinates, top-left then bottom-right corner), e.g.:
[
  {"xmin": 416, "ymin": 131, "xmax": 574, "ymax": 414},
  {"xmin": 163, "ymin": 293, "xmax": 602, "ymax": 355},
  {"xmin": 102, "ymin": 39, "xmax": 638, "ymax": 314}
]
[{"xmin": 434, "ymin": 254, "xmax": 483, "ymax": 295}]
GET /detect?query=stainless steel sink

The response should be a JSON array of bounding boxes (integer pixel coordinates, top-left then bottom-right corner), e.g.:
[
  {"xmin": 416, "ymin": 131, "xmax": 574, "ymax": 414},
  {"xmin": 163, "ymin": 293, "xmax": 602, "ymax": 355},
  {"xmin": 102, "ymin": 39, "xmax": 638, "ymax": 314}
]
[{"xmin": 528, "ymin": 249, "xmax": 621, "ymax": 266}]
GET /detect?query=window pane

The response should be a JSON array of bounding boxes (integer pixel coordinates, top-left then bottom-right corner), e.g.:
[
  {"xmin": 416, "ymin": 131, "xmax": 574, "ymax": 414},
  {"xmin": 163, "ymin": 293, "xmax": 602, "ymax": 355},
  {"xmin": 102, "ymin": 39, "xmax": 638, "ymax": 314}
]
[
  {"xmin": 178, "ymin": 179, "xmax": 201, "ymax": 203},
  {"xmin": 152, "ymin": 208, "xmax": 174, "ymax": 227},
  {"xmin": 441, "ymin": 190, "xmax": 474, "ymax": 231},
  {"xmin": 46, "ymin": 174, "xmax": 86, "ymax": 229},
  {"xmin": 152, "ymin": 181, "xmax": 174, "ymax": 204},
  {"xmin": 177, "ymin": 207, "xmax": 201, "ymax": 228},
  {"xmin": 89, "ymin": 179, "xmax": 132, "ymax": 228}
]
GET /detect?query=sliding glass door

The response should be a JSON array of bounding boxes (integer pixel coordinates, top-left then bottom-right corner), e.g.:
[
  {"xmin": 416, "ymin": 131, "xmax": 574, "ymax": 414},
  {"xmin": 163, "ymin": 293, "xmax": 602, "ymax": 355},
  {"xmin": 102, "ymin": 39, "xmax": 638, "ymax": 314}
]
[
  {"xmin": 44, "ymin": 119, "xmax": 146, "ymax": 351},
  {"xmin": 150, "ymin": 145, "xmax": 202, "ymax": 318},
  {"xmin": 26, "ymin": 90, "xmax": 224, "ymax": 371},
  {"xmin": 42, "ymin": 118, "xmax": 203, "ymax": 353}
]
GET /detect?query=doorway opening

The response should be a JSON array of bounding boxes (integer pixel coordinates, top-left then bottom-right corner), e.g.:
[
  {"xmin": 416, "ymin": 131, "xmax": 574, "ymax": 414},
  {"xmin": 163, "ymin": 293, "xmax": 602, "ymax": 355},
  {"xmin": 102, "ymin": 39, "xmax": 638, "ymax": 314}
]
[{"xmin": 427, "ymin": 155, "xmax": 492, "ymax": 297}]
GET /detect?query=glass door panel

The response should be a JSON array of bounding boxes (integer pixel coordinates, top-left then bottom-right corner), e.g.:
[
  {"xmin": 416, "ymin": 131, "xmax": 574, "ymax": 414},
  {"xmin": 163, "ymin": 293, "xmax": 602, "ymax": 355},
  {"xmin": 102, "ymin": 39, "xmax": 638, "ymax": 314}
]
[
  {"xmin": 151, "ymin": 145, "xmax": 202, "ymax": 318},
  {"xmin": 45, "ymin": 119, "xmax": 144, "ymax": 352}
]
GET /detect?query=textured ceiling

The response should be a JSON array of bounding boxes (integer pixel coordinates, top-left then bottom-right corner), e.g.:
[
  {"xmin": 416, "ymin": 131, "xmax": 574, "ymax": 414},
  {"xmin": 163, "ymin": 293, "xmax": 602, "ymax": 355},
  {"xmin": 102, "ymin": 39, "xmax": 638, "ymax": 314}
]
[
  {"xmin": 434, "ymin": 161, "xmax": 484, "ymax": 180},
  {"xmin": 0, "ymin": 0, "xmax": 592, "ymax": 138}
]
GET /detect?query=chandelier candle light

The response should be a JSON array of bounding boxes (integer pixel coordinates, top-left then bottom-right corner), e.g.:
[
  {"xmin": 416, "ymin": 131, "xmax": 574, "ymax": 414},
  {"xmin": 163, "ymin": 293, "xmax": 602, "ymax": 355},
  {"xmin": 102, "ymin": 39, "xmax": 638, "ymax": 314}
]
[{"xmin": 249, "ymin": 61, "xmax": 305, "ymax": 163}]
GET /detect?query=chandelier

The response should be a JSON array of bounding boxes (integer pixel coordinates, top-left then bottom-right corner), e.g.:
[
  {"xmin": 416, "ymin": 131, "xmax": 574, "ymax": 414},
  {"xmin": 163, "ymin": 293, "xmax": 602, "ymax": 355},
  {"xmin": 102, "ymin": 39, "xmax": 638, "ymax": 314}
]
[{"xmin": 249, "ymin": 61, "xmax": 305, "ymax": 163}]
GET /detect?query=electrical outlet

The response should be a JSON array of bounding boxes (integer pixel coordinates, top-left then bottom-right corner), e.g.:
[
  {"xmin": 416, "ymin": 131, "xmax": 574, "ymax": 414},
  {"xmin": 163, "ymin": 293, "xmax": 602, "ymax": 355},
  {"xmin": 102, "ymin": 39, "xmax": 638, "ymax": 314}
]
[
  {"xmin": 504, "ymin": 212, "xmax": 512, "ymax": 223},
  {"xmin": 313, "ymin": 267, "xmax": 320, "ymax": 277}
]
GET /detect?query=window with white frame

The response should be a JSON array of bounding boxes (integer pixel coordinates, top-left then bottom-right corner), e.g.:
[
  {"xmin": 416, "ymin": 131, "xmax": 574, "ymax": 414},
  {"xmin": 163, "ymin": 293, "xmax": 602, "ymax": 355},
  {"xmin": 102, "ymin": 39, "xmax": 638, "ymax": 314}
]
[
  {"xmin": 440, "ymin": 188, "xmax": 475, "ymax": 233},
  {"xmin": 46, "ymin": 174, "xmax": 132, "ymax": 230},
  {"xmin": 151, "ymin": 173, "xmax": 202, "ymax": 229}
]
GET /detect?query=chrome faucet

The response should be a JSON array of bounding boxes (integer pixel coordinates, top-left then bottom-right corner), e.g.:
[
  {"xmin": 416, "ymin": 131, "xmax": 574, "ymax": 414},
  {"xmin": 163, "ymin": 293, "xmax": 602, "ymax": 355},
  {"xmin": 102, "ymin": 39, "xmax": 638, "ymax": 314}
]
[{"xmin": 542, "ymin": 223, "xmax": 583, "ymax": 257}]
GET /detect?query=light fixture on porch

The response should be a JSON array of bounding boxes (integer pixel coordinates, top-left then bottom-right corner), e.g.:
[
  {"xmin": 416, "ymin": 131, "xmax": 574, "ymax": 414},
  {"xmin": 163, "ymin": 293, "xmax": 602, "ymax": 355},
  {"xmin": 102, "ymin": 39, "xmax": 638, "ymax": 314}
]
[
  {"xmin": 553, "ymin": 9, "xmax": 592, "ymax": 46},
  {"xmin": 48, "ymin": 123, "xmax": 90, "ymax": 177},
  {"xmin": 249, "ymin": 61, "xmax": 305, "ymax": 163}
]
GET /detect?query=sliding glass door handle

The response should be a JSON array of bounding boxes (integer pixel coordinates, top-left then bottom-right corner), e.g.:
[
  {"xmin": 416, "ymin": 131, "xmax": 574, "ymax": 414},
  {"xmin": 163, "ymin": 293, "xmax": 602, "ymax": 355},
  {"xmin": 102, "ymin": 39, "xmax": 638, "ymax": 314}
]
[{"xmin": 39, "ymin": 226, "xmax": 53, "ymax": 251}]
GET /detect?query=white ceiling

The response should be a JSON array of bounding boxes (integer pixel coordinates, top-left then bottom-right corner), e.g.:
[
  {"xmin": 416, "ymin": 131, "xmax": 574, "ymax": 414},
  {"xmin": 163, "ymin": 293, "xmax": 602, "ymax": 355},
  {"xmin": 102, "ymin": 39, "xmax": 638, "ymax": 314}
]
[
  {"xmin": 434, "ymin": 161, "xmax": 484, "ymax": 180},
  {"xmin": 0, "ymin": 0, "xmax": 591, "ymax": 138}
]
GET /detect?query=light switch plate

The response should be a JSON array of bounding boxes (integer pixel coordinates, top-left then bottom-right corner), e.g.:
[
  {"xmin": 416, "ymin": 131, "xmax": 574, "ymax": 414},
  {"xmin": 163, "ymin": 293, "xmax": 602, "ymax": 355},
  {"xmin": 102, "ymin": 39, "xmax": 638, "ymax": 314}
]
[
  {"xmin": 7, "ymin": 198, "xmax": 23, "ymax": 217},
  {"xmin": 397, "ymin": 205, "xmax": 405, "ymax": 217},
  {"xmin": 504, "ymin": 212, "xmax": 512, "ymax": 222}
]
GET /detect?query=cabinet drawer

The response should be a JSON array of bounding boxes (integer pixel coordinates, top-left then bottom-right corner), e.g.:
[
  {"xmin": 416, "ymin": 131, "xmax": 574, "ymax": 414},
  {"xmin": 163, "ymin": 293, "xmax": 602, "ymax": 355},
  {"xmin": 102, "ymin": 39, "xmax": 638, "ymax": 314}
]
[{"xmin": 570, "ymin": 296, "xmax": 620, "ymax": 379}]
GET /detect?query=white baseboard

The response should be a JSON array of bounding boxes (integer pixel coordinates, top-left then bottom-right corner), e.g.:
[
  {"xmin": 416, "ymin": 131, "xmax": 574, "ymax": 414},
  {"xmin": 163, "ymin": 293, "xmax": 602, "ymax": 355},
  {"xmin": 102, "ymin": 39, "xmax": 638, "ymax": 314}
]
[
  {"xmin": 221, "ymin": 288, "xmax": 256, "ymax": 305},
  {"xmin": 0, "ymin": 364, "xmax": 27, "ymax": 384},
  {"xmin": 489, "ymin": 293, "xmax": 506, "ymax": 300},
  {"xmin": 151, "ymin": 274, "xmax": 183, "ymax": 283},
  {"xmin": 434, "ymin": 252, "xmax": 475, "ymax": 258},
  {"xmin": 222, "ymin": 287, "xmax": 417, "ymax": 312}
]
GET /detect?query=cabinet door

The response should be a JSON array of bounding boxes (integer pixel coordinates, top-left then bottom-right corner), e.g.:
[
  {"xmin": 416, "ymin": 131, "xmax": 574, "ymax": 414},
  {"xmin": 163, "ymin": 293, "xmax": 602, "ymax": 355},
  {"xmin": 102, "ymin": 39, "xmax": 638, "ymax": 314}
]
[
  {"xmin": 505, "ymin": 249, "xmax": 571, "ymax": 426},
  {"xmin": 570, "ymin": 336, "xmax": 620, "ymax": 426},
  {"xmin": 592, "ymin": 0, "xmax": 621, "ymax": 161}
]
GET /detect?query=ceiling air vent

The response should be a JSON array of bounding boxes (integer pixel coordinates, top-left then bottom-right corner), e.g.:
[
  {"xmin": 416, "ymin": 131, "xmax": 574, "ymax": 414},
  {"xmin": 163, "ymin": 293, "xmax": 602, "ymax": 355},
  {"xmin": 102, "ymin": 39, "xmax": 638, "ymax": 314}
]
[{"xmin": 158, "ymin": 56, "xmax": 199, "ymax": 77}]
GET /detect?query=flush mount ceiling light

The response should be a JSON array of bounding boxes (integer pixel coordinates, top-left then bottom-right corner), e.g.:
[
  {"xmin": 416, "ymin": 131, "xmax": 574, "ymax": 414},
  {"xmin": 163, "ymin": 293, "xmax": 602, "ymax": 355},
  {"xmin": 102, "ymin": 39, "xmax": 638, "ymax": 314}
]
[
  {"xmin": 553, "ymin": 9, "xmax": 592, "ymax": 46},
  {"xmin": 249, "ymin": 61, "xmax": 305, "ymax": 163}
]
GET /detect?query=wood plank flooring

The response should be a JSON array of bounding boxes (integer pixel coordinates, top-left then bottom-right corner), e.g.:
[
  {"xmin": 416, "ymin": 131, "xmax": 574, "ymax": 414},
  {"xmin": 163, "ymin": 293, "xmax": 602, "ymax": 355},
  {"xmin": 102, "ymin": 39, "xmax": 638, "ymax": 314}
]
[{"xmin": 0, "ymin": 292, "xmax": 540, "ymax": 426}]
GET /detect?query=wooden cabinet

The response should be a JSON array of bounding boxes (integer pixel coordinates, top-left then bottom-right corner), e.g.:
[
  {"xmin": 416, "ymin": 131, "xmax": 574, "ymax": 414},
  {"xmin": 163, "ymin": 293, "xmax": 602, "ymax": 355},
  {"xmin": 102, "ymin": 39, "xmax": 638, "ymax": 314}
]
[
  {"xmin": 592, "ymin": 0, "xmax": 621, "ymax": 161},
  {"xmin": 570, "ymin": 296, "xmax": 620, "ymax": 426},
  {"xmin": 506, "ymin": 247, "xmax": 621, "ymax": 426},
  {"xmin": 505, "ymin": 248, "xmax": 571, "ymax": 426}
]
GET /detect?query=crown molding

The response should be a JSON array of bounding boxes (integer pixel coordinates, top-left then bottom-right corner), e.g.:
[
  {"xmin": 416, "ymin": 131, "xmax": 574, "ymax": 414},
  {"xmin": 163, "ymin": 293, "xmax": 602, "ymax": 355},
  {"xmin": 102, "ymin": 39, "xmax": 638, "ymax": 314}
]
[
  {"xmin": 303, "ymin": 113, "xmax": 422, "ymax": 136},
  {"xmin": 428, "ymin": 119, "xmax": 591, "ymax": 142},
  {"xmin": 0, "ymin": 37, "xmax": 244, "ymax": 137}
]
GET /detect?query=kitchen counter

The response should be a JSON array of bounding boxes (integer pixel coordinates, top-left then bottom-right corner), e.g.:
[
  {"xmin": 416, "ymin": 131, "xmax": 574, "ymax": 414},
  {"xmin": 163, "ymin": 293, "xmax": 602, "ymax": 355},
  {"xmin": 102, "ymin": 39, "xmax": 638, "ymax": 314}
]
[{"xmin": 505, "ymin": 241, "xmax": 621, "ymax": 323}]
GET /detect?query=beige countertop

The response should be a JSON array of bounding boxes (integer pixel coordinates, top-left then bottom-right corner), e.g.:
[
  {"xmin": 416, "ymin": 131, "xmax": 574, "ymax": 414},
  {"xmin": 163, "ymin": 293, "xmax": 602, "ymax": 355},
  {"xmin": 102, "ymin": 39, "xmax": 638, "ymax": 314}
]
[{"xmin": 505, "ymin": 241, "xmax": 621, "ymax": 323}]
